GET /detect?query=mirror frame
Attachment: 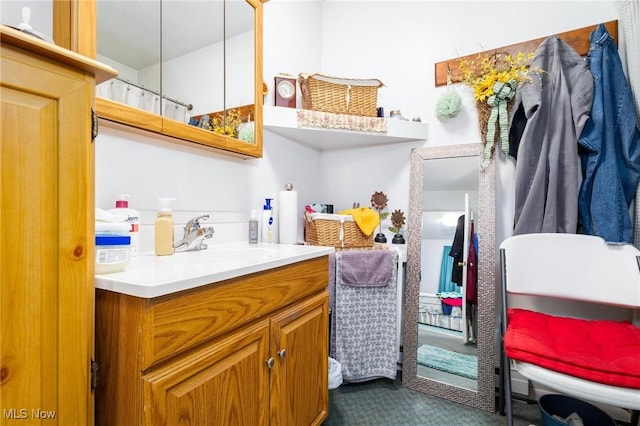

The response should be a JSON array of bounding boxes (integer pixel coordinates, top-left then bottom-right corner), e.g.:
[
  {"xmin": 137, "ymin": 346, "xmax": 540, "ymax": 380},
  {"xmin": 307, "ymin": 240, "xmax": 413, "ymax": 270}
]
[
  {"xmin": 402, "ymin": 143, "xmax": 495, "ymax": 412},
  {"xmin": 61, "ymin": 0, "xmax": 265, "ymax": 158}
]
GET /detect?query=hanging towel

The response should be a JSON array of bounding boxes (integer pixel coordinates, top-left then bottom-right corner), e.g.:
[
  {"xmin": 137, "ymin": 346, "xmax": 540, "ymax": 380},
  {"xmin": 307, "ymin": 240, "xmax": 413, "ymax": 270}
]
[
  {"xmin": 332, "ymin": 250, "xmax": 398, "ymax": 382},
  {"xmin": 337, "ymin": 207, "xmax": 379, "ymax": 236},
  {"xmin": 339, "ymin": 249, "xmax": 392, "ymax": 286}
]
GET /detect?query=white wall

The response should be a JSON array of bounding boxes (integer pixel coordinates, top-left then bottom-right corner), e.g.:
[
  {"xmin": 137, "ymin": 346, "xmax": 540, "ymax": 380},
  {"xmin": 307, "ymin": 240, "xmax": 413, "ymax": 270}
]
[
  {"xmin": 96, "ymin": 0, "xmax": 325, "ymax": 252},
  {"xmin": 314, "ymin": 0, "xmax": 620, "ymax": 242},
  {"xmin": 95, "ymin": 0, "xmax": 622, "ymax": 251}
]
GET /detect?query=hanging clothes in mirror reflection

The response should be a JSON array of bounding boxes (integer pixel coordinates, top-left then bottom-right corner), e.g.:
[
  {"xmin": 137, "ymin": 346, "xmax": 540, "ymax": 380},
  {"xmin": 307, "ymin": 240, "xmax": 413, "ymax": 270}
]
[
  {"xmin": 449, "ymin": 211, "xmax": 478, "ymax": 344},
  {"xmin": 438, "ymin": 245, "xmax": 456, "ymax": 293}
]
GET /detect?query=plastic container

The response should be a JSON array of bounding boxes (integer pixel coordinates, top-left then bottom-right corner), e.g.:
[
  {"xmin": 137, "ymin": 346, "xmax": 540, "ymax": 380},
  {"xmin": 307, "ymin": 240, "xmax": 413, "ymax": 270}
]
[
  {"xmin": 155, "ymin": 198, "xmax": 175, "ymax": 256},
  {"xmin": 107, "ymin": 194, "xmax": 140, "ymax": 256},
  {"xmin": 249, "ymin": 209, "xmax": 259, "ymax": 244},
  {"xmin": 95, "ymin": 222, "xmax": 131, "ymax": 236},
  {"xmin": 539, "ymin": 394, "xmax": 616, "ymax": 426},
  {"xmin": 95, "ymin": 234, "xmax": 131, "ymax": 274}
]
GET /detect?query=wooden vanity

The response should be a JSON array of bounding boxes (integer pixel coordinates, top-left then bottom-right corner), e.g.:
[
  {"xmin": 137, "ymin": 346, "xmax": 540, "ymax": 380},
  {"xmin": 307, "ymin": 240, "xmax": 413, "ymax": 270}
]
[{"xmin": 95, "ymin": 253, "xmax": 330, "ymax": 426}]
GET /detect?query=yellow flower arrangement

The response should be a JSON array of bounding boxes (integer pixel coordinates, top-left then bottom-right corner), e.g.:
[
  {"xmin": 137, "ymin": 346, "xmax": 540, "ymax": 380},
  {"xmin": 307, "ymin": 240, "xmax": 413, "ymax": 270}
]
[
  {"xmin": 458, "ymin": 51, "xmax": 535, "ymax": 102},
  {"xmin": 457, "ymin": 51, "xmax": 540, "ymax": 167},
  {"xmin": 210, "ymin": 108, "xmax": 245, "ymax": 138}
]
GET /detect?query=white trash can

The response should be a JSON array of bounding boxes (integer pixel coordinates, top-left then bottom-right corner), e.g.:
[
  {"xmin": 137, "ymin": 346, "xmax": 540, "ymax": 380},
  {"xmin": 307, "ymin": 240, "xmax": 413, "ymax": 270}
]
[{"xmin": 328, "ymin": 357, "xmax": 342, "ymax": 408}]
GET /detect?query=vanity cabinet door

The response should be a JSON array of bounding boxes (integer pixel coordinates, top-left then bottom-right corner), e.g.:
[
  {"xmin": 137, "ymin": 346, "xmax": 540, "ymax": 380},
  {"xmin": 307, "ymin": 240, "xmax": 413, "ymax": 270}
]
[
  {"xmin": 0, "ymin": 30, "xmax": 114, "ymax": 426},
  {"xmin": 94, "ymin": 256, "xmax": 330, "ymax": 426},
  {"xmin": 270, "ymin": 292, "xmax": 329, "ymax": 426},
  {"xmin": 143, "ymin": 320, "xmax": 271, "ymax": 426}
]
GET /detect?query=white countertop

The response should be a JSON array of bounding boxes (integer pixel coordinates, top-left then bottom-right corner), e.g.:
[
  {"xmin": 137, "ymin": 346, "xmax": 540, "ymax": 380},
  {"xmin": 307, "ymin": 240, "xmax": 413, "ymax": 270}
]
[{"xmin": 94, "ymin": 243, "xmax": 335, "ymax": 298}]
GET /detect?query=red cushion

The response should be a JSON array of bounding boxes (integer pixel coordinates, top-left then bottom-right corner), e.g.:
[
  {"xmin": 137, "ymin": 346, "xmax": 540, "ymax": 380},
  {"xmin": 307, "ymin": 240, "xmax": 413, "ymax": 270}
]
[{"xmin": 505, "ymin": 308, "xmax": 640, "ymax": 389}]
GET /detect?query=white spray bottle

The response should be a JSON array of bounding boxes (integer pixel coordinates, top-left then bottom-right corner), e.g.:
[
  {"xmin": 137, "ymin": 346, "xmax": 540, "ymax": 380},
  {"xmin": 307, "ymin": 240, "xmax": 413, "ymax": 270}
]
[{"xmin": 261, "ymin": 198, "xmax": 276, "ymax": 243}]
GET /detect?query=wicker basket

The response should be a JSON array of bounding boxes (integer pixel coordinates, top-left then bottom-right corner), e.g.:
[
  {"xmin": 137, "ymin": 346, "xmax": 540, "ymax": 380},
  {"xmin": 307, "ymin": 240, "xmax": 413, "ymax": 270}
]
[
  {"xmin": 304, "ymin": 212, "xmax": 374, "ymax": 248},
  {"xmin": 299, "ymin": 73, "xmax": 384, "ymax": 117}
]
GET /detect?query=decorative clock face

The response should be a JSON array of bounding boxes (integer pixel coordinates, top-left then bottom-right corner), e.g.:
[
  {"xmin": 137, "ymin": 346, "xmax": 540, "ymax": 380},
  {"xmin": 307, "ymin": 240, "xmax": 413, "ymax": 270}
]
[{"xmin": 277, "ymin": 80, "xmax": 295, "ymax": 100}]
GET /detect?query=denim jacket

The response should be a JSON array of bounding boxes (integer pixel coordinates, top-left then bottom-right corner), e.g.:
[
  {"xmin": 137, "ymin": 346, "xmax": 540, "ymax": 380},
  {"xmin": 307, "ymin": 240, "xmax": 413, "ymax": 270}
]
[{"xmin": 579, "ymin": 24, "xmax": 640, "ymax": 244}]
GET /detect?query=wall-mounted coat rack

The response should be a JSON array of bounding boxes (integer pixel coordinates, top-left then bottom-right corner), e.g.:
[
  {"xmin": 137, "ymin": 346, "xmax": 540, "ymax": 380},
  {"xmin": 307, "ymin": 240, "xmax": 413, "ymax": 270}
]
[{"xmin": 434, "ymin": 20, "xmax": 618, "ymax": 87}]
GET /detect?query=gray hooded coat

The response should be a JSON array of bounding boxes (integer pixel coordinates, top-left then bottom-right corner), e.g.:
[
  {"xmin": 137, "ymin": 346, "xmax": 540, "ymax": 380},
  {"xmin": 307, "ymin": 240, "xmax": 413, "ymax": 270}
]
[{"xmin": 513, "ymin": 35, "xmax": 594, "ymax": 235}]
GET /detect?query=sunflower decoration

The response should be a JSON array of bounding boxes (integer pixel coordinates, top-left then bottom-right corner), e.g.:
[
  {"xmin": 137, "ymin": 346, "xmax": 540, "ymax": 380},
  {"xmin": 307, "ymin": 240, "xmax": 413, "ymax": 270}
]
[
  {"xmin": 389, "ymin": 208, "xmax": 406, "ymax": 244},
  {"xmin": 389, "ymin": 209, "xmax": 406, "ymax": 234},
  {"xmin": 371, "ymin": 191, "xmax": 389, "ymax": 243},
  {"xmin": 371, "ymin": 191, "xmax": 388, "ymax": 211}
]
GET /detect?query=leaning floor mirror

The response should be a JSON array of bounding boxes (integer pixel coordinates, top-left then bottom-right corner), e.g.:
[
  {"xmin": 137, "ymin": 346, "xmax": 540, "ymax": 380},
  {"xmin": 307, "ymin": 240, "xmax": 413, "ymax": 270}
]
[{"xmin": 402, "ymin": 143, "xmax": 496, "ymax": 412}]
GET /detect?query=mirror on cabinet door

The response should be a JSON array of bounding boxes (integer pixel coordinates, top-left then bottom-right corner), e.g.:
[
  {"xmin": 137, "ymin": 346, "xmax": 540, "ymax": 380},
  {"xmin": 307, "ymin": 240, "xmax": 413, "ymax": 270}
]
[
  {"xmin": 87, "ymin": 0, "xmax": 262, "ymax": 157},
  {"xmin": 224, "ymin": 0, "xmax": 256, "ymax": 143},
  {"xmin": 95, "ymin": 0, "xmax": 163, "ymax": 132},
  {"xmin": 403, "ymin": 143, "xmax": 496, "ymax": 412},
  {"xmin": 161, "ymin": 1, "xmax": 224, "ymax": 125}
]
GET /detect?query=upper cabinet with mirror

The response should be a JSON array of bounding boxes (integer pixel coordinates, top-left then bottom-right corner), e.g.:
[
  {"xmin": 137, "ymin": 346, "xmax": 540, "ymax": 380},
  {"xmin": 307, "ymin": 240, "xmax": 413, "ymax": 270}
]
[{"xmin": 72, "ymin": 0, "xmax": 264, "ymax": 158}]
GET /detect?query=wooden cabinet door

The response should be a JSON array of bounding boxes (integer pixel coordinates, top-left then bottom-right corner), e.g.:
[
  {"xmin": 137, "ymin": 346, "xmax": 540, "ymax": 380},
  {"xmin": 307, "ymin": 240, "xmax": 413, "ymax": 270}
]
[
  {"xmin": 143, "ymin": 319, "xmax": 271, "ymax": 426},
  {"xmin": 1, "ymin": 45, "xmax": 94, "ymax": 425},
  {"xmin": 270, "ymin": 292, "xmax": 329, "ymax": 426}
]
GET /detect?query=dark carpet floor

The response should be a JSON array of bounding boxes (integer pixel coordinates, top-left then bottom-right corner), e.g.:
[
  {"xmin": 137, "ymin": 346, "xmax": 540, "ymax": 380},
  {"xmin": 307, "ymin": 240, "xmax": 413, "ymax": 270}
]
[{"xmin": 323, "ymin": 373, "xmax": 541, "ymax": 426}]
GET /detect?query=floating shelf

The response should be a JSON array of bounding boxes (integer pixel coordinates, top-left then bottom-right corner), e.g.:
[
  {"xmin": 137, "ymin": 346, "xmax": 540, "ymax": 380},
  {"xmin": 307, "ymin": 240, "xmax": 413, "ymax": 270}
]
[{"xmin": 263, "ymin": 106, "xmax": 428, "ymax": 151}]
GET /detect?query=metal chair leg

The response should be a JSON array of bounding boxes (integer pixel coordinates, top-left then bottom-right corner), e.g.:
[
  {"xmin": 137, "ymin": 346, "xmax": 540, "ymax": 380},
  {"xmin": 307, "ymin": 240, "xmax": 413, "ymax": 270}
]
[
  {"xmin": 498, "ymin": 351, "xmax": 505, "ymax": 416},
  {"xmin": 500, "ymin": 249, "xmax": 513, "ymax": 426},
  {"xmin": 503, "ymin": 352, "xmax": 513, "ymax": 426}
]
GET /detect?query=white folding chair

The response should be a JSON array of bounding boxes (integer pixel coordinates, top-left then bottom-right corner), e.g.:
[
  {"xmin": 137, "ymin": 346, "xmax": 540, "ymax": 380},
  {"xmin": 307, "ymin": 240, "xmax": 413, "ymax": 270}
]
[{"xmin": 500, "ymin": 233, "xmax": 640, "ymax": 426}]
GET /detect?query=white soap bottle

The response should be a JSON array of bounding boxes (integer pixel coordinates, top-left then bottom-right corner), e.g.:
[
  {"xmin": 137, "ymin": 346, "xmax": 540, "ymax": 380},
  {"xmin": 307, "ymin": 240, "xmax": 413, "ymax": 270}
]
[
  {"xmin": 261, "ymin": 198, "xmax": 276, "ymax": 243},
  {"xmin": 107, "ymin": 193, "xmax": 140, "ymax": 256},
  {"xmin": 155, "ymin": 198, "xmax": 175, "ymax": 256}
]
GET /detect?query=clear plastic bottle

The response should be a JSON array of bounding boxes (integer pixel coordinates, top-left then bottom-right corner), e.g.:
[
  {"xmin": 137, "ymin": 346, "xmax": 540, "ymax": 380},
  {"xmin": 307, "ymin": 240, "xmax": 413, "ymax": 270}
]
[{"xmin": 155, "ymin": 198, "xmax": 175, "ymax": 256}]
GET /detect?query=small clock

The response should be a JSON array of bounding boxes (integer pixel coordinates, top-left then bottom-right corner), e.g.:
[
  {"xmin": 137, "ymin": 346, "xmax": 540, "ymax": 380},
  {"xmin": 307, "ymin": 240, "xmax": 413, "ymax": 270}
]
[{"xmin": 274, "ymin": 75, "xmax": 297, "ymax": 108}]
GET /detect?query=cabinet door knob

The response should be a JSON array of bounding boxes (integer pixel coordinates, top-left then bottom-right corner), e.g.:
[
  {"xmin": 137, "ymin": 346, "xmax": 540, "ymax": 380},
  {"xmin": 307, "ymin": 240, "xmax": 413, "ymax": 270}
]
[
  {"xmin": 278, "ymin": 349, "xmax": 287, "ymax": 359},
  {"xmin": 266, "ymin": 358, "xmax": 275, "ymax": 369}
]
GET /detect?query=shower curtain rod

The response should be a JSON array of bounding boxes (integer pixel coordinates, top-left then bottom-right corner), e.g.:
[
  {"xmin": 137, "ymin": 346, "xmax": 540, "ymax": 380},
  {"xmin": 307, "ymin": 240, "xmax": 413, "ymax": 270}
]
[{"xmin": 110, "ymin": 77, "xmax": 193, "ymax": 111}]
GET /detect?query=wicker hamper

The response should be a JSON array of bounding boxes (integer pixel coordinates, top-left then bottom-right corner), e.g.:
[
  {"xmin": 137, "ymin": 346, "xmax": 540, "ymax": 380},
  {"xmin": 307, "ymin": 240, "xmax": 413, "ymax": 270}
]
[
  {"xmin": 299, "ymin": 73, "xmax": 384, "ymax": 117},
  {"xmin": 304, "ymin": 212, "xmax": 374, "ymax": 248}
]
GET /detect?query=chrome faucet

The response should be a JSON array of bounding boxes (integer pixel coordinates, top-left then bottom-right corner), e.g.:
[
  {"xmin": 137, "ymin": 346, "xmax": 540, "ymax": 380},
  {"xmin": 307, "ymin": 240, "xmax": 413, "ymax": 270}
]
[{"xmin": 174, "ymin": 214, "xmax": 215, "ymax": 252}]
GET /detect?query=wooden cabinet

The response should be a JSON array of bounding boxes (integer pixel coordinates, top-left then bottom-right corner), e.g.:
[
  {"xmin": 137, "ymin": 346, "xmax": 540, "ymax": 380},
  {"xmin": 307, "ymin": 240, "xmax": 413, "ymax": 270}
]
[
  {"xmin": 143, "ymin": 320, "xmax": 271, "ymax": 425},
  {"xmin": 65, "ymin": 0, "xmax": 267, "ymax": 159},
  {"xmin": 96, "ymin": 256, "xmax": 329, "ymax": 426},
  {"xmin": 0, "ymin": 26, "xmax": 116, "ymax": 425},
  {"xmin": 270, "ymin": 293, "xmax": 329, "ymax": 426}
]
